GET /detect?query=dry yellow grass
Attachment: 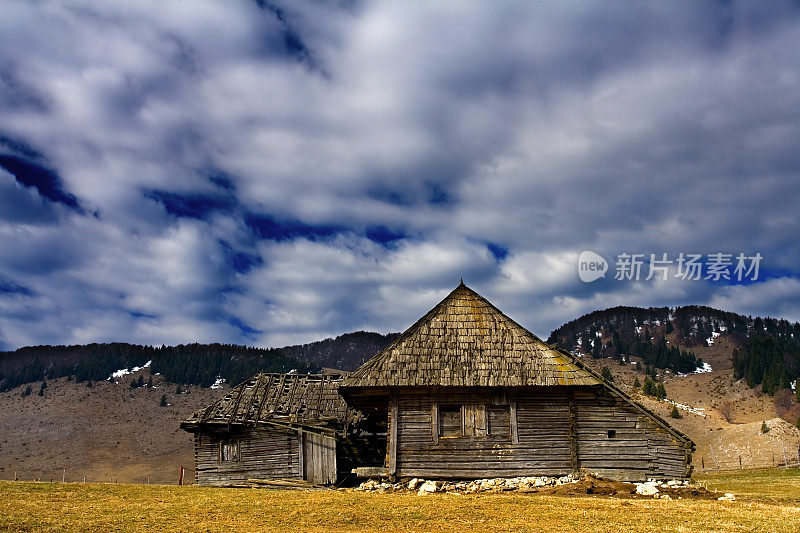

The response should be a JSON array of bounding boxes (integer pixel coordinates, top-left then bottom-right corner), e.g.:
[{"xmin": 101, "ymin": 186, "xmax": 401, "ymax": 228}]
[{"xmin": 1, "ymin": 469, "xmax": 799, "ymax": 532}]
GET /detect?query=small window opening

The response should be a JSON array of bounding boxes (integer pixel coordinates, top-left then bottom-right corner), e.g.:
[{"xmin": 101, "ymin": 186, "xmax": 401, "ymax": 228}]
[
  {"xmin": 219, "ymin": 439, "xmax": 240, "ymax": 462},
  {"xmin": 607, "ymin": 430, "xmax": 616, "ymax": 439}
]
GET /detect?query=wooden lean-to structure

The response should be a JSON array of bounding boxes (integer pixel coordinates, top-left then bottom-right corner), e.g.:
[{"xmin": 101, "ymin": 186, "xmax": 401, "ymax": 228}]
[{"xmin": 181, "ymin": 373, "xmax": 380, "ymax": 486}]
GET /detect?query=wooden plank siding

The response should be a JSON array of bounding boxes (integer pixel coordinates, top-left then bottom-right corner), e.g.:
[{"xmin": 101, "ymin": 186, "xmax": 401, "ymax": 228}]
[
  {"xmin": 391, "ymin": 387, "xmax": 691, "ymax": 481},
  {"xmin": 194, "ymin": 427, "xmax": 300, "ymax": 486}
]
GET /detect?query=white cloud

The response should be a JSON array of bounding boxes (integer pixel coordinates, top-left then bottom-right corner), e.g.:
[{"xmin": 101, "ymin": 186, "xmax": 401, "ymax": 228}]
[{"xmin": 1, "ymin": 1, "xmax": 799, "ymax": 349}]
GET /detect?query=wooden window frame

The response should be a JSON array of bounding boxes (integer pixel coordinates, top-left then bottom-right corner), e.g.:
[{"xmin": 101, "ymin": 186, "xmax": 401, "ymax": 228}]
[
  {"xmin": 218, "ymin": 437, "xmax": 240, "ymax": 463},
  {"xmin": 436, "ymin": 404, "xmax": 462, "ymax": 440},
  {"xmin": 433, "ymin": 402, "xmax": 518, "ymax": 443}
]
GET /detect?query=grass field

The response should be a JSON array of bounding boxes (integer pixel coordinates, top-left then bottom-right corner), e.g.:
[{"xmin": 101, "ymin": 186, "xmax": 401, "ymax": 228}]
[{"xmin": 1, "ymin": 469, "xmax": 799, "ymax": 532}]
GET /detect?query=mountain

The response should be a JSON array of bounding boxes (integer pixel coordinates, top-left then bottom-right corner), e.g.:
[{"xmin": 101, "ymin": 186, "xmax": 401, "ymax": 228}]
[
  {"xmin": 278, "ymin": 331, "xmax": 401, "ymax": 371},
  {"xmin": 548, "ymin": 305, "xmax": 800, "ymax": 395},
  {"xmin": 0, "ymin": 331, "xmax": 400, "ymax": 393}
]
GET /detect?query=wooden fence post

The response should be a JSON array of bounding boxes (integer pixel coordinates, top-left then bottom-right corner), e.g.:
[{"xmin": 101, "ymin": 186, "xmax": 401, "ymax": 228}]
[{"xmin": 178, "ymin": 465, "xmax": 184, "ymax": 486}]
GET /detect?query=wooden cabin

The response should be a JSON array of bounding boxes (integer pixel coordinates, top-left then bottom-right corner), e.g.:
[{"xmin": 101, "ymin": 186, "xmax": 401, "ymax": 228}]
[
  {"xmin": 340, "ymin": 282, "xmax": 694, "ymax": 481},
  {"xmin": 181, "ymin": 373, "xmax": 377, "ymax": 486}
]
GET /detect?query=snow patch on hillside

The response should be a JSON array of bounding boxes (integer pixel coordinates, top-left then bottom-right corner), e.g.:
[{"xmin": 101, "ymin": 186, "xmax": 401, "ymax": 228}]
[
  {"xmin": 109, "ymin": 360, "xmax": 151, "ymax": 382},
  {"xmin": 664, "ymin": 399, "xmax": 707, "ymax": 417}
]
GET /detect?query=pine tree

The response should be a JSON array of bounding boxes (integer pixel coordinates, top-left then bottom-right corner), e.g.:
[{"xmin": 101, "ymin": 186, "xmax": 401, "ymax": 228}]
[
  {"xmin": 160, "ymin": 394, "xmax": 167, "ymax": 407},
  {"xmin": 656, "ymin": 382, "xmax": 667, "ymax": 400},
  {"xmin": 633, "ymin": 377, "xmax": 641, "ymax": 389},
  {"xmin": 22, "ymin": 385, "xmax": 32, "ymax": 397},
  {"xmin": 601, "ymin": 366, "xmax": 614, "ymax": 382},
  {"xmin": 670, "ymin": 405, "xmax": 682, "ymax": 419},
  {"xmin": 38, "ymin": 380, "xmax": 47, "ymax": 396},
  {"xmin": 761, "ymin": 420, "xmax": 769, "ymax": 434},
  {"xmin": 146, "ymin": 376, "xmax": 153, "ymax": 388},
  {"xmin": 175, "ymin": 385, "xmax": 183, "ymax": 395},
  {"xmin": 643, "ymin": 377, "xmax": 654, "ymax": 396}
]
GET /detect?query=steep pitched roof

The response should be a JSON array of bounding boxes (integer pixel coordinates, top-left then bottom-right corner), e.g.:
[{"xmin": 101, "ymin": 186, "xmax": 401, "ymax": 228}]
[
  {"xmin": 341, "ymin": 282, "xmax": 600, "ymax": 388},
  {"xmin": 181, "ymin": 373, "xmax": 360, "ymax": 433}
]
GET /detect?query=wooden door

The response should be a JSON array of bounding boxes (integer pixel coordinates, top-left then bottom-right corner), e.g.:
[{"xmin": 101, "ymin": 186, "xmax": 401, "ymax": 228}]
[{"xmin": 302, "ymin": 433, "xmax": 337, "ymax": 485}]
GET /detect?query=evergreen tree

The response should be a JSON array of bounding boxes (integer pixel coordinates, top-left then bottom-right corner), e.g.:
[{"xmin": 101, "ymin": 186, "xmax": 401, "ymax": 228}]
[
  {"xmin": 146, "ymin": 376, "xmax": 153, "ymax": 388},
  {"xmin": 655, "ymin": 382, "xmax": 667, "ymax": 400},
  {"xmin": 633, "ymin": 377, "xmax": 641, "ymax": 389},
  {"xmin": 136, "ymin": 375, "xmax": 144, "ymax": 388},
  {"xmin": 670, "ymin": 405, "xmax": 682, "ymax": 419},
  {"xmin": 601, "ymin": 366, "xmax": 614, "ymax": 382},
  {"xmin": 761, "ymin": 420, "xmax": 769, "ymax": 434},
  {"xmin": 129, "ymin": 380, "xmax": 137, "ymax": 389},
  {"xmin": 22, "ymin": 385, "xmax": 32, "ymax": 397},
  {"xmin": 160, "ymin": 394, "xmax": 167, "ymax": 407},
  {"xmin": 38, "ymin": 380, "xmax": 47, "ymax": 396},
  {"xmin": 643, "ymin": 377, "xmax": 654, "ymax": 396},
  {"xmin": 176, "ymin": 385, "xmax": 183, "ymax": 395}
]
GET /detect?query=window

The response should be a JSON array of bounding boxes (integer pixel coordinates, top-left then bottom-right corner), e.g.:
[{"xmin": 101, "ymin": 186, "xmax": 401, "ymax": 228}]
[
  {"xmin": 438, "ymin": 405, "xmax": 461, "ymax": 438},
  {"xmin": 436, "ymin": 403, "xmax": 513, "ymax": 438},
  {"xmin": 487, "ymin": 406, "xmax": 511, "ymax": 436},
  {"xmin": 607, "ymin": 430, "xmax": 616, "ymax": 439},
  {"xmin": 219, "ymin": 439, "xmax": 240, "ymax": 462}
]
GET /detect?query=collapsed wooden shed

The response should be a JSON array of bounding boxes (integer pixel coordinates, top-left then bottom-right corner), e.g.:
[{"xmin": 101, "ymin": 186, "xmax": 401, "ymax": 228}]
[
  {"xmin": 340, "ymin": 282, "xmax": 694, "ymax": 481},
  {"xmin": 181, "ymin": 373, "xmax": 377, "ymax": 486}
]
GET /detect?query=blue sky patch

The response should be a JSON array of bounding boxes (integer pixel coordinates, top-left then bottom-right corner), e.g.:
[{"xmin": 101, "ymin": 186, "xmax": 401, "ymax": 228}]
[
  {"xmin": 244, "ymin": 212, "xmax": 341, "ymax": 241},
  {"xmin": 145, "ymin": 190, "xmax": 234, "ymax": 220},
  {"xmin": 0, "ymin": 155, "xmax": 81, "ymax": 212}
]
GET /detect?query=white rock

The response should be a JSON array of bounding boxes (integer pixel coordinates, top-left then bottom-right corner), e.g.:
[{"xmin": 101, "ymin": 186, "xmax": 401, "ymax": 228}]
[
  {"xmin": 418, "ymin": 480, "xmax": 439, "ymax": 495},
  {"xmin": 718, "ymin": 493, "xmax": 736, "ymax": 501},
  {"xmin": 635, "ymin": 482, "xmax": 660, "ymax": 496},
  {"xmin": 407, "ymin": 478, "xmax": 421, "ymax": 490}
]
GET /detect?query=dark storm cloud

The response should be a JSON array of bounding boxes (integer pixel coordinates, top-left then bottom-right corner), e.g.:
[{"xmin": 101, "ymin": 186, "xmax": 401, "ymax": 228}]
[{"xmin": 0, "ymin": 1, "xmax": 799, "ymax": 349}]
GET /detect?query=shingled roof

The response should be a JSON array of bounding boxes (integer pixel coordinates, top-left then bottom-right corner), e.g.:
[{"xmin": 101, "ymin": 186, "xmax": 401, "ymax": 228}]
[
  {"xmin": 341, "ymin": 282, "xmax": 600, "ymax": 388},
  {"xmin": 181, "ymin": 373, "xmax": 360, "ymax": 433}
]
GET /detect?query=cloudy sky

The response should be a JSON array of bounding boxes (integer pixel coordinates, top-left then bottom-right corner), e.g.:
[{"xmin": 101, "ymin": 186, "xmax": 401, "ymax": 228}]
[{"xmin": 1, "ymin": 1, "xmax": 799, "ymax": 350}]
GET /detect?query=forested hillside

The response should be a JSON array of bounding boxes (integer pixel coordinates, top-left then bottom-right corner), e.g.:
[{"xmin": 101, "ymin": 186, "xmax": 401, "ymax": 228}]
[
  {"xmin": 0, "ymin": 343, "xmax": 319, "ymax": 392},
  {"xmin": 549, "ymin": 305, "xmax": 800, "ymax": 398},
  {"xmin": 0, "ymin": 330, "xmax": 401, "ymax": 393}
]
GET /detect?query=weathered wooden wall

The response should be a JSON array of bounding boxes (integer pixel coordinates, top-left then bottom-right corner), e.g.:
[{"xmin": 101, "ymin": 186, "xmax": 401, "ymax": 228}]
[
  {"xmin": 392, "ymin": 386, "xmax": 691, "ymax": 481},
  {"xmin": 574, "ymin": 388, "xmax": 691, "ymax": 480},
  {"xmin": 194, "ymin": 427, "xmax": 299, "ymax": 486}
]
